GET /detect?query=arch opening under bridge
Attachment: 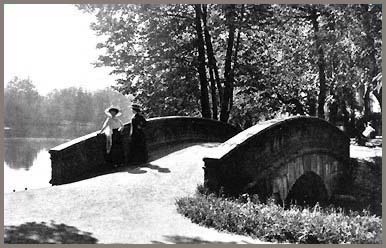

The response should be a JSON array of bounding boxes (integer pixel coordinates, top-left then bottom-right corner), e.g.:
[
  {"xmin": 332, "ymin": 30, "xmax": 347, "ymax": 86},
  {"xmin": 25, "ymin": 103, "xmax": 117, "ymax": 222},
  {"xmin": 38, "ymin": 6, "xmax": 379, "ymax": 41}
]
[{"xmin": 283, "ymin": 171, "xmax": 329, "ymax": 207}]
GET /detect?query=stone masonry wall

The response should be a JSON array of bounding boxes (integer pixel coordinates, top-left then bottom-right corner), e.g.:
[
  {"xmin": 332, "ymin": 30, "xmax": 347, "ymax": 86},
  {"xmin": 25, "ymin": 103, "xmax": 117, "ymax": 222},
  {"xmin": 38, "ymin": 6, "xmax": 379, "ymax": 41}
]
[
  {"xmin": 49, "ymin": 116, "xmax": 240, "ymax": 185},
  {"xmin": 203, "ymin": 116, "xmax": 350, "ymax": 201}
]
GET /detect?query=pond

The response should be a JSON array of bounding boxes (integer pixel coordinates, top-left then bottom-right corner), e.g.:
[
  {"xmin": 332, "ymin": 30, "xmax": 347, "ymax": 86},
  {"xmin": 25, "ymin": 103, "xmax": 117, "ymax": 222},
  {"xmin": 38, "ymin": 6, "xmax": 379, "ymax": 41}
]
[{"xmin": 4, "ymin": 124, "xmax": 99, "ymax": 193}]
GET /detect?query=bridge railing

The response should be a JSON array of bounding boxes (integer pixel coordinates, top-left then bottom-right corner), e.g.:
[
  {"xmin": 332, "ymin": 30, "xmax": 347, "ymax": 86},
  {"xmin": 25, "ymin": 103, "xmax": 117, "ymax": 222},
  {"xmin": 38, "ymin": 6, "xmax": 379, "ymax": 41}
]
[{"xmin": 49, "ymin": 116, "xmax": 240, "ymax": 185}]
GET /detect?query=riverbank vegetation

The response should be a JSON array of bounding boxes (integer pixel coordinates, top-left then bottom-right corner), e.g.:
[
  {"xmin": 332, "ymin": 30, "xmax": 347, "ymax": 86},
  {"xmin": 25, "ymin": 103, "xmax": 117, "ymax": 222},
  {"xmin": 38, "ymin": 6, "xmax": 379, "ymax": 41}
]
[{"xmin": 176, "ymin": 185, "xmax": 382, "ymax": 244}]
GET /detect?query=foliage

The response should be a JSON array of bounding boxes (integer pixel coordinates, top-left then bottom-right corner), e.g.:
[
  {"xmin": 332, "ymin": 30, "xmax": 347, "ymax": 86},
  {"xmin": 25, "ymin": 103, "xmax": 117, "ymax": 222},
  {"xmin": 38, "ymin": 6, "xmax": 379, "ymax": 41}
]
[
  {"xmin": 4, "ymin": 77, "xmax": 133, "ymax": 127},
  {"xmin": 79, "ymin": 4, "xmax": 381, "ymax": 128},
  {"xmin": 78, "ymin": 4, "xmax": 201, "ymax": 118},
  {"xmin": 4, "ymin": 77, "xmax": 43, "ymax": 127},
  {"xmin": 348, "ymin": 157, "xmax": 382, "ymax": 216},
  {"xmin": 176, "ymin": 188, "xmax": 382, "ymax": 244}
]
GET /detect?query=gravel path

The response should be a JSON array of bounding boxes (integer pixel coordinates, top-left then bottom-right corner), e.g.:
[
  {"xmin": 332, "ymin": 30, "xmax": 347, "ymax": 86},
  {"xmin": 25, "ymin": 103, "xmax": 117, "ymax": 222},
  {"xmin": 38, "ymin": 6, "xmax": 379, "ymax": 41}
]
[
  {"xmin": 350, "ymin": 144, "xmax": 382, "ymax": 160},
  {"xmin": 4, "ymin": 143, "xmax": 266, "ymax": 244}
]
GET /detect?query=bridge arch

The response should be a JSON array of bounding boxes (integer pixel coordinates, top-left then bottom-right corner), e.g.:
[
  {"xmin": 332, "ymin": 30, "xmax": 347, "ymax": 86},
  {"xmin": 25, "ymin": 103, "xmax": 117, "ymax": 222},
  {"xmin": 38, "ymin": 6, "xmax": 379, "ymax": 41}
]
[
  {"xmin": 203, "ymin": 116, "xmax": 350, "ymax": 203},
  {"xmin": 284, "ymin": 171, "xmax": 329, "ymax": 206}
]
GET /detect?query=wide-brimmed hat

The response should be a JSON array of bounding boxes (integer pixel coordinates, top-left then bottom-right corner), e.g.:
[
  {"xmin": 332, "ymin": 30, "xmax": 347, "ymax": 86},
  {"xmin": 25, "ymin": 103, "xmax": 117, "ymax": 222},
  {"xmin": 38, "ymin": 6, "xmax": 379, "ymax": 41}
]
[
  {"xmin": 131, "ymin": 103, "xmax": 141, "ymax": 112},
  {"xmin": 105, "ymin": 105, "xmax": 122, "ymax": 117}
]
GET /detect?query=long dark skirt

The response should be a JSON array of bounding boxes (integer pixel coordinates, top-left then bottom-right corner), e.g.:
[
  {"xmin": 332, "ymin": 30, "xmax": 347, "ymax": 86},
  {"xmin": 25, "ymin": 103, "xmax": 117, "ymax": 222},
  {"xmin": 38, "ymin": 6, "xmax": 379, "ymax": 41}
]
[
  {"xmin": 106, "ymin": 129, "xmax": 124, "ymax": 165},
  {"xmin": 130, "ymin": 130, "xmax": 148, "ymax": 164}
]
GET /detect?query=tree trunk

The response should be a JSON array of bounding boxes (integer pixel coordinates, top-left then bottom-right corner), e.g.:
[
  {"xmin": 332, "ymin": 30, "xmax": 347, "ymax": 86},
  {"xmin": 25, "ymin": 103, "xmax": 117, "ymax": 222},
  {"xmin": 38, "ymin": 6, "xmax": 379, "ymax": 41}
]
[
  {"xmin": 310, "ymin": 9, "xmax": 327, "ymax": 119},
  {"xmin": 220, "ymin": 5, "xmax": 236, "ymax": 122},
  {"xmin": 361, "ymin": 5, "xmax": 380, "ymax": 117},
  {"xmin": 308, "ymin": 95, "xmax": 317, "ymax": 116},
  {"xmin": 208, "ymin": 69, "xmax": 218, "ymax": 119},
  {"xmin": 202, "ymin": 4, "xmax": 218, "ymax": 120},
  {"xmin": 202, "ymin": 5, "xmax": 223, "ymax": 114},
  {"xmin": 364, "ymin": 84, "xmax": 371, "ymax": 119},
  {"xmin": 229, "ymin": 26, "xmax": 242, "ymax": 112},
  {"xmin": 328, "ymin": 13, "xmax": 338, "ymax": 94},
  {"xmin": 373, "ymin": 85, "xmax": 382, "ymax": 110},
  {"xmin": 194, "ymin": 4, "xmax": 211, "ymax": 118}
]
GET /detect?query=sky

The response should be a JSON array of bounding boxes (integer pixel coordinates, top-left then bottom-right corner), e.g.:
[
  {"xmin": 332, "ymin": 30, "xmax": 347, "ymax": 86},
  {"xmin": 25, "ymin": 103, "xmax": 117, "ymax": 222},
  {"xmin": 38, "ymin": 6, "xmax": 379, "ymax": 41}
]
[{"xmin": 4, "ymin": 4, "xmax": 117, "ymax": 95}]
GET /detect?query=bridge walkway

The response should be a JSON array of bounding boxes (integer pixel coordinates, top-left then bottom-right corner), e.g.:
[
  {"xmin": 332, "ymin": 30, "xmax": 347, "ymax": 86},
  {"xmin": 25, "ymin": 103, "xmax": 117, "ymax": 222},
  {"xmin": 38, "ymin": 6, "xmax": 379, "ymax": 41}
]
[{"xmin": 4, "ymin": 142, "xmax": 266, "ymax": 244}]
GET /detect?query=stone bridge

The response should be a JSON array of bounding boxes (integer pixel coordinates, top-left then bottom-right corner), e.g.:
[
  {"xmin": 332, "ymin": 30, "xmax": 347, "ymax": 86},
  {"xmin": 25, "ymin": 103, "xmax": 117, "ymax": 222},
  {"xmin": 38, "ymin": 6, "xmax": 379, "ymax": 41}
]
[
  {"xmin": 203, "ymin": 116, "xmax": 350, "ymax": 205},
  {"xmin": 49, "ymin": 116, "xmax": 240, "ymax": 185},
  {"xmin": 50, "ymin": 115, "xmax": 350, "ymax": 206}
]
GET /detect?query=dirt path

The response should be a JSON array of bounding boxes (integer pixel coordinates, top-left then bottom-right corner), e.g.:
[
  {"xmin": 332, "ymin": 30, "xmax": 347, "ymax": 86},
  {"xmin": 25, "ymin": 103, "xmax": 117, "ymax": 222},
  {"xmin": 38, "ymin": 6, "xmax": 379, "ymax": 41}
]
[
  {"xmin": 4, "ymin": 143, "xmax": 267, "ymax": 244},
  {"xmin": 350, "ymin": 144, "xmax": 382, "ymax": 160}
]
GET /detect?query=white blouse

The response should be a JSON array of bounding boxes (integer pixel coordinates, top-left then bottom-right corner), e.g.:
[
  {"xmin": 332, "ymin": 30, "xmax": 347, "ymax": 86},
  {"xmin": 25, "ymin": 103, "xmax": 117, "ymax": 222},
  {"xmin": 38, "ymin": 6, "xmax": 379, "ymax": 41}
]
[{"xmin": 101, "ymin": 117, "xmax": 123, "ymax": 135}]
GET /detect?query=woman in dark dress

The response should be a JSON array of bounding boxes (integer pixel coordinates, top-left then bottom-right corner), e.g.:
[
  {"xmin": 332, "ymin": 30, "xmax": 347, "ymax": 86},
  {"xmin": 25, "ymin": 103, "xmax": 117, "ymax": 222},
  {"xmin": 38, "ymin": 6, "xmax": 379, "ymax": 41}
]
[
  {"xmin": 130, "ymin": 104, "xmax": 148, "ymax": 164},
  {"xmin": 99, "ymin": 106, "xmax": 124, "ymax": 167}
]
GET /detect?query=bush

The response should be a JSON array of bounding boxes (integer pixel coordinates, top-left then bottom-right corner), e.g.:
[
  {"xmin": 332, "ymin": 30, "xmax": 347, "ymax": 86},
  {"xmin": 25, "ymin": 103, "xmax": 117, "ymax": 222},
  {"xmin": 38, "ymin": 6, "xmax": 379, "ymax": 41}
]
[
  {"xmin": 348, "ymin": 157, "xmax": 382, "ymax": 216},
  {"xmin": 176, "ymin": 187, "xmax": 382, "ymax": 244}
]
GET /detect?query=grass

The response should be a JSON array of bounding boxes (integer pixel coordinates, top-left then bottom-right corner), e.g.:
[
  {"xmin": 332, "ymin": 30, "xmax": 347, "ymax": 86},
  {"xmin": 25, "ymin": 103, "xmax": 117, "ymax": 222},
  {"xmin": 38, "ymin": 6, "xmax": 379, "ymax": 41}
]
[{"xmin": 176, "ymin": 186, "xmax": 382, "ymax": 244}]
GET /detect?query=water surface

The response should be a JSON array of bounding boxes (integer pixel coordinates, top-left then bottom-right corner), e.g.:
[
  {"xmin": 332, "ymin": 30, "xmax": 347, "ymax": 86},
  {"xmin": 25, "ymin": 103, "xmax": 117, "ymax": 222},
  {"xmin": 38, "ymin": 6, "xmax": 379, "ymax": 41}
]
[{"xmin": 4, "ymin": 124, "xmax": 98, "ymax": 193}]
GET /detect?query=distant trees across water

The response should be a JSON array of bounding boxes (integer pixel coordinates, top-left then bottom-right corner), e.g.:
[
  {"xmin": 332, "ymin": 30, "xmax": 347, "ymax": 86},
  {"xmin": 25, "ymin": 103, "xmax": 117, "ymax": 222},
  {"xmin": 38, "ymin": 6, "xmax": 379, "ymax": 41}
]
[{"xmin": 4, "ymin": 77, "xmax": 133, "ymax": 129}]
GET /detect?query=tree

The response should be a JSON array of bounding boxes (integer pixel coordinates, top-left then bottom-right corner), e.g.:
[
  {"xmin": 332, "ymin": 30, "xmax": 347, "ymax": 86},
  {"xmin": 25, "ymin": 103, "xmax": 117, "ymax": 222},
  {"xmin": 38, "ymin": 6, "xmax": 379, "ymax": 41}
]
[
  {"xmin": 78, "ymin": 4, "xmax": 202, "ymax": 118},
  {"xmin": 220, "ymin": 4, "xmax": 237, "ymax": 122},
  {"xmin": 78, "ymin": 4, "xmax": 381, "ymax": 130},
  {"xmin": 194, "ymin": 4, "xmax": 211, "ymax": 118},
  {"xmin": 73, "ymin": 88, "xmax": 94, "ymax": 123},
  {"xmin": 357, "ymin": 4, "xmax": 382, "ymax": 116},
  {"xmin": 309, "ymin": 7, "xmax": 327, "ymax": 119},
  {"xmin": 4, "ymin": 77, "xmax": 42, "ymax": 127},
  {"xmin": 202, "ymin": 4, "xmax": 220, "ymax": 120}
]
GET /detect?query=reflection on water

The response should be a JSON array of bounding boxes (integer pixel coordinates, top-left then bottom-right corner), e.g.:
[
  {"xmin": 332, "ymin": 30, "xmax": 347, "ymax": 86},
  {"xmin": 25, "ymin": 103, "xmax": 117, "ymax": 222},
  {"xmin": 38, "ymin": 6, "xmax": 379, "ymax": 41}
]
[
  {"xmin": 4, "ymin": 138, "xmax": 69, "ymax": 193},
  {"xmin": 4, "ymin": 124, "xmax": 99, "ymax": 193},
  {"xmin": 4, "ymin": 138, "xmax": 67, "ymax": 170}
]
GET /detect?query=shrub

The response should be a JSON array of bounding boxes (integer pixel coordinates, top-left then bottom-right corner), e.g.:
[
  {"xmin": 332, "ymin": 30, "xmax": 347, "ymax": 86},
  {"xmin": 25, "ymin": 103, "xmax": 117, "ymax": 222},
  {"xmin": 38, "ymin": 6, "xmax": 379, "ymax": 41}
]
[
  {"xmin": 176, "ymin": 186, "xmax": 382, "ymax": 244},
  {"xmin": 348, "ymin": 157, "xmax": 382, "ymax": 216}
]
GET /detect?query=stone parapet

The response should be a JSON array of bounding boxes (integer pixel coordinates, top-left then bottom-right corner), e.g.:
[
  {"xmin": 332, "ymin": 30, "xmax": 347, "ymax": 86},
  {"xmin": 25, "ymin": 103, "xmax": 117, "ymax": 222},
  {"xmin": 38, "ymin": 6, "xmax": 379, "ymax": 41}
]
[{"xmin": 49, "ymin": 116, "xmax": 240, "ymax": 185}]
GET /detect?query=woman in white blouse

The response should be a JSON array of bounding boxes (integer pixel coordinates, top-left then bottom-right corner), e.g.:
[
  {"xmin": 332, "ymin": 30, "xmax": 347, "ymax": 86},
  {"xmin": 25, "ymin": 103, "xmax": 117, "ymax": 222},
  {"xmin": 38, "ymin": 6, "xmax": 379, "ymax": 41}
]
[{"xmin": 99, "ymin": 106, "xmax": 124, "ymax": 167}]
